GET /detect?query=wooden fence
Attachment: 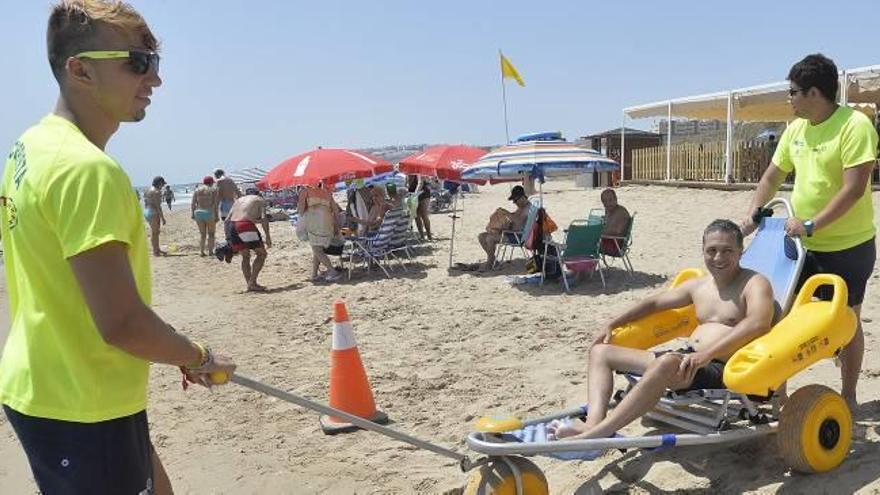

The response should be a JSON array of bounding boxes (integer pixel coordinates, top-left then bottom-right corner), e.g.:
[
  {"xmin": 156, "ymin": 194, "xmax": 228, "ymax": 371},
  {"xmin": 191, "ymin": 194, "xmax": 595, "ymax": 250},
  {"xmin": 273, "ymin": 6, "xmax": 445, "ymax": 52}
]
[{"xmin": 632, "ymin": 141, "xmax": 773, "ymax": 182}]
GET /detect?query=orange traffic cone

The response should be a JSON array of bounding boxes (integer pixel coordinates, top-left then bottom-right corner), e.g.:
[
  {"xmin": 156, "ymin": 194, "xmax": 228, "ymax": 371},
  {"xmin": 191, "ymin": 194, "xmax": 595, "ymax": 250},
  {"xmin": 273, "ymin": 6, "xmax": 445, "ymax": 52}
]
[{"xmin": 319, "ymin": 300, "xmax": 389, "ymax": 434}]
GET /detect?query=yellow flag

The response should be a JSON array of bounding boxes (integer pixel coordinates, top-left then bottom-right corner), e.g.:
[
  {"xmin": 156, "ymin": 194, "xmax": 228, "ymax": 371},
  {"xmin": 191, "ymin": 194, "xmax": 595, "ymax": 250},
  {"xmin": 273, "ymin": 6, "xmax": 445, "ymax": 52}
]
[{"xmin": 500, "ymin": 53, "xmax": 525, "ymax": 87}]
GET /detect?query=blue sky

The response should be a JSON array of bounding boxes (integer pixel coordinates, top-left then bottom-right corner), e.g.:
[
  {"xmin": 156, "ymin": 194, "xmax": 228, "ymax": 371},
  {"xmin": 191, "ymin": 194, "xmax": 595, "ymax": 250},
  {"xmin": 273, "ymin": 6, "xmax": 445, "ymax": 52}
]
[{"xmin": 2, "ymin": 0, "xmax": 878, "ymax": 186}]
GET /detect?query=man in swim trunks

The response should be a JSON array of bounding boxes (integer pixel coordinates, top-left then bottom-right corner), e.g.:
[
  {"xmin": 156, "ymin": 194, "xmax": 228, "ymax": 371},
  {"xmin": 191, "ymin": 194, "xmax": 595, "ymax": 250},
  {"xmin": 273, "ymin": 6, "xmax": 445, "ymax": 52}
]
[
  {"xmin": 598, "ymin": 188, "xmax": 631, "ymax": 256},
  {"xmin": 225, "ymin": 188, "xmax": 272, "ymax": 291},
  {"xmin": 550, "ymin": 220, "xmax": 774, "ymax": 441},
  {"xmin": 144, "ymin": 175, "xmax": 167, "ymax": 256},
  {"xmin": 214, "ymin": 168, "xmax": 241, "ymax": 221},
  {"xmin": 191, "ymin": 175, "xmax": 219, "ymax": 256},
  {"xmin": 162, "ymin": 183, "xmax": 174, "ymax": 210}
]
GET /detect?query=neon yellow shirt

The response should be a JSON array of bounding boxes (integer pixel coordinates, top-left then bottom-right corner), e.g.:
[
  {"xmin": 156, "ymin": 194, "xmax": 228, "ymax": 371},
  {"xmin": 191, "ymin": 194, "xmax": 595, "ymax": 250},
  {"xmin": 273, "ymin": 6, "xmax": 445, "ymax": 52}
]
[
  {"xmin": 773, "ymin": 106, "xmax": 878, "ymax": 252},
  {"xmin": 0, "ymin": 114, "xmax": 151, "ymax": 422}
]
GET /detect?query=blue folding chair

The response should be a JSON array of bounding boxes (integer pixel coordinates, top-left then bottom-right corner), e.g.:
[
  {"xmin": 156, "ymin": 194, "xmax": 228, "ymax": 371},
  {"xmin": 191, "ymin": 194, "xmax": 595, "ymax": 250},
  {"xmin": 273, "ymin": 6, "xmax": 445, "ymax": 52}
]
[{"xmin": 494, "ymin": 198, "xmax": 540, "ymax": 267}]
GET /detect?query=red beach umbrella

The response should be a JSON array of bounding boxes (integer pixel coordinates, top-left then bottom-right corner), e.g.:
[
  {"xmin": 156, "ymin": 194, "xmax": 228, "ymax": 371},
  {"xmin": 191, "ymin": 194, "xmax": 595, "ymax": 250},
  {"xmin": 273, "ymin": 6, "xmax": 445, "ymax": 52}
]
[
  {"xmin": 398, "ymin": 145, "xmax": 488, "ymax": 183},
  {"xmin": 258, "ymin": 148, "xmax": 392, "ymax": 190}
]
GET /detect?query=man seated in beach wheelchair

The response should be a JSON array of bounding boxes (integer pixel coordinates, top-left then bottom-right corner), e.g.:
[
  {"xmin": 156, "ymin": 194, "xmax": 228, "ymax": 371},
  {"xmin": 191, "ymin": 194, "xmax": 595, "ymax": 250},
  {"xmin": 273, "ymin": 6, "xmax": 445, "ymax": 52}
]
[
  {"xmin": 468, "ymin": 216, "xmax": 860, "ymax": 481},
  {"xmin": 549, "ymin": 220, "xmax": 776, "ymax": 443}
]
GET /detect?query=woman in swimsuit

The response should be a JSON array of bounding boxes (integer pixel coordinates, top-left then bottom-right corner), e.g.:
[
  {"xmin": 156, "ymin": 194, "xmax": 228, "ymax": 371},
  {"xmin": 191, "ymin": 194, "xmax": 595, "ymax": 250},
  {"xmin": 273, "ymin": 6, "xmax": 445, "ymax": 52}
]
[
  {"xmin": 144, "ymin": 176, "xmax": 167, "ymax": 256},
  {"xmin": 191, "ymin": 176, "xmax": 219, "ymax": 256},
  {"xmin": 415, "ymin": 180, "xmax": 432, "ymax": 240}
]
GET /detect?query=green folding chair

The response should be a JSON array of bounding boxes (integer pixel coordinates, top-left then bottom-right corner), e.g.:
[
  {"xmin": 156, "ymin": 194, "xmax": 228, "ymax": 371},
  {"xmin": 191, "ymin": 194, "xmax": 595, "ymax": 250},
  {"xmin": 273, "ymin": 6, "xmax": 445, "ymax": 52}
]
[{"xmin": 542, "ymin": 220, "xmax": 605, "ymax": 291}]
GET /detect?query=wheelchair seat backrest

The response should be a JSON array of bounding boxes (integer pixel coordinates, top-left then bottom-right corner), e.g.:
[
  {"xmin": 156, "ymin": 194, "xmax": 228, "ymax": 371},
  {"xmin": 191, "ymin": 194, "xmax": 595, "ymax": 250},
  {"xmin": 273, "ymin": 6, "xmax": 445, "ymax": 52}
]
[{"xmin": 739, "ymin": 217, "xmax": 805, "ymax": 318}]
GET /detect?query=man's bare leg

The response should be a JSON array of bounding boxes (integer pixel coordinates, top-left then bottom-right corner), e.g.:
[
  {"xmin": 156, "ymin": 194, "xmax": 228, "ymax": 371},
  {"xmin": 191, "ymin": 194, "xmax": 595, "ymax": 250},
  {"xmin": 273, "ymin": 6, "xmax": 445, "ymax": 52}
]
[
  {"xmin": 151, "ymin": 446, "xmax": 173, "ymax": 495},
  {"xmin": 478, "ymin": 232, "xmax": 499, "ymax": 269},
  {"xmin": 554, "ymin": 353, "xmax": 687, "ymax": 440},
  {"xmin": 150, "ymin": 217, "xmax": 165, "ymax": 256},
  {"xmin": 841, "ymin": 304, "xmax": 864, "ymax": 407},
  {"xmin": 247, "ymin": 247, "xmax": 267, "ymax": 291},
  {"xmin": 583, "ymin": 344, "xmax": 655, "ymax": 429},
  {"xmin": 240, "ymin": 250, "xmax": 252, "ymax": 288}
]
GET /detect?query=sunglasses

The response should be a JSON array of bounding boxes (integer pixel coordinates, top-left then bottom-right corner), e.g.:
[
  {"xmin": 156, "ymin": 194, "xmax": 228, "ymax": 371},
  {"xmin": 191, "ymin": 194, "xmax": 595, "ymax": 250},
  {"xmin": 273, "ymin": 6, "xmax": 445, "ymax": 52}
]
[{"xmin": 75, "ymin": 50, "xmax": 160, "ymax": 75}]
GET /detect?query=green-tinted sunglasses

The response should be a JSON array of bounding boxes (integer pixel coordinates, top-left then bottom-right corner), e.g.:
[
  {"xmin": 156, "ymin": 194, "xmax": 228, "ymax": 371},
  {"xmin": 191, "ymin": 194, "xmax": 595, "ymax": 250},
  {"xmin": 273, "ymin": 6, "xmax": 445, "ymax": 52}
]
[{"xmin": 75, "ymin": 50, "xmax": 160, "ymax": 75}]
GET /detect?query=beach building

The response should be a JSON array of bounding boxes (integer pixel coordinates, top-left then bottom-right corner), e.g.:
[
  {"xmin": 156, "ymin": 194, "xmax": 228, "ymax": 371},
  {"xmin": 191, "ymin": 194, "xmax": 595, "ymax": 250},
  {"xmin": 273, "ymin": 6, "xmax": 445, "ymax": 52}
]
[
  {"xmin": 577, "ymin": 127, "xmax": 661, "ymax": 186},
  {"xmin": 621, "ymin": 64, "xmax": 880, "ymax": 185}
]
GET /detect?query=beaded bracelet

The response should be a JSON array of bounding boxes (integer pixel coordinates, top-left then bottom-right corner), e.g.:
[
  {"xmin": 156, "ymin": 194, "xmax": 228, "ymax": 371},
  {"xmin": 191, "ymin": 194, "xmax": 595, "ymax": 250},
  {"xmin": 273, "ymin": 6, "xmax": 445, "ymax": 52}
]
[{"xmin": 185, "ymin": 342, "xmax": 213, "ymax": 372}]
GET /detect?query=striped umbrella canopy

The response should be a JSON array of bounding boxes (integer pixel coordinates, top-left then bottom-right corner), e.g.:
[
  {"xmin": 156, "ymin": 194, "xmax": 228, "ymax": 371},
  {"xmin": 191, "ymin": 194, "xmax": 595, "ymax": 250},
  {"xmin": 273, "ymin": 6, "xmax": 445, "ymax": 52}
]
[
  {"xmin": 227, "ymin": 166, "xmax": 268, "ymax": 185},
  {"xmin": 460, "ymin": 140, "xmax": 619, "ymax": 181}
]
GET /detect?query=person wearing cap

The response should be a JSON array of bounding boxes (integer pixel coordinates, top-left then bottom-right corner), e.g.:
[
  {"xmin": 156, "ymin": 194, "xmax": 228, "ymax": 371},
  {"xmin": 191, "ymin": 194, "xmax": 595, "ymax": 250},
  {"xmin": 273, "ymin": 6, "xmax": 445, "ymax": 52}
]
[
  {"xmin": 225, "ymin": 187, "xmax": 272, "ymax": 291},
  {"xmin": 478, "ymin": 185, "xmax": 532, "ymax": 270},
  {"xmin": 214, "ymin": 168, "xmax": 241, "ymax": 221},
  {"xmin": 144, "ymin": 175, "xmax": 167, "ymax": 256},
  {"xmin": 386, "ymin": 182, "xmax": 404, "ymax": 209},
  {"xmin": 191, "ymin": 175, "xmax": 220, "ymax": 256}
]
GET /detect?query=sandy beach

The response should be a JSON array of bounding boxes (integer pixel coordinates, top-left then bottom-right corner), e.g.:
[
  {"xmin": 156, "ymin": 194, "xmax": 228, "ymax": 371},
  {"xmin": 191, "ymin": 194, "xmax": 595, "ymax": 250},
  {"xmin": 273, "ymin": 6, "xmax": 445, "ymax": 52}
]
[{"xmin": 1, "ymin": 183, "xmax": 879, "ymax": 494}]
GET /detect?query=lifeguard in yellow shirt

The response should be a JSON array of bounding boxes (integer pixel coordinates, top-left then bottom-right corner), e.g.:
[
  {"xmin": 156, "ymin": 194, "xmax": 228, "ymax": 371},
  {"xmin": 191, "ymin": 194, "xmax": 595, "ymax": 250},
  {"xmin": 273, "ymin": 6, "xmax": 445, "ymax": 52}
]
[
  {"xmin": 0, "ymin": 2, "xmax": 236, "ymax": 494},
  {"xmin": 741, "ymin": 53, "xmax": 878, "ymax": 408}
]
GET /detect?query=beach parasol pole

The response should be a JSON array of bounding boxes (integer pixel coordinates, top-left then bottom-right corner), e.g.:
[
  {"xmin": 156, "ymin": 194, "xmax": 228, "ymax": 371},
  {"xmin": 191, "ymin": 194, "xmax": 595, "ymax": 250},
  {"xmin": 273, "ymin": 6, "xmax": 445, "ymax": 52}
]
[{"xmin": 448, "ymin": 192, "xmax": 458, "ymax": 268}]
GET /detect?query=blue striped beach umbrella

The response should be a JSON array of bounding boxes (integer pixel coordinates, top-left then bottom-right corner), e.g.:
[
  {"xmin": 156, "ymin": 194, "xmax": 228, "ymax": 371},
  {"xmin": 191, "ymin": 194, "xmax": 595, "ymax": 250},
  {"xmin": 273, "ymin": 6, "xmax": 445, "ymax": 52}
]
[{"xmin": 460, "ymin": 139, "xmax": 619, "ymax": 182}]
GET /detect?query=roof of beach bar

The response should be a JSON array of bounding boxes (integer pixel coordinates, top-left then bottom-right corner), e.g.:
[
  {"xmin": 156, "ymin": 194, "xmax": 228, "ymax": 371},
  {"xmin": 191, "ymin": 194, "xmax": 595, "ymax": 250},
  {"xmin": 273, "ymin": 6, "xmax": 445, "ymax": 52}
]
[{"xmin": 624, "ymin": 64, "xmax": 880, "ymax": 123}]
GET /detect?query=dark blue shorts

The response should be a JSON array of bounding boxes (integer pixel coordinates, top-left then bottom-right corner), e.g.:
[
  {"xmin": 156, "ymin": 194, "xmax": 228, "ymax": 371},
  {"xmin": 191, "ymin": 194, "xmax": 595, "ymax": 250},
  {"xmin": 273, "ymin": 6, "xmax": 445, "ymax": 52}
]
[
  {"xmin": 654, "ymin": 347, "xmax": 726, "ymax": 391},
  {"xmin": 4, "ymin": 405, "xmax": 154, "ymax": 495},
  {"xmin": 798, "ymin": 237, "xmax": 876, "ymax": 307}
]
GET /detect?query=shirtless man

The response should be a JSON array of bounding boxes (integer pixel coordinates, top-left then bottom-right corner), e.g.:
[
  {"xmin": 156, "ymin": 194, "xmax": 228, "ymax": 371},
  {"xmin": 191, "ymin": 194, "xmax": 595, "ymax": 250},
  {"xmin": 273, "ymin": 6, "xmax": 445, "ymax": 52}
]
[
  {"xmin": 214, "ymin": 168, "xmax": 241, "ymax": 221},
  {"xmin": 225, "ymin": 188, "xmax": 272, "ymax": 291},
  {"xmin": 599, "ymin": 188, "xmax": 631, "ymax": 256},
  {"xmin": 144, "ymin": 176, "xmax": 167, "ymax": 256},
  {"xmin": 477, "ymin": 185, "xmax": 532, "ymax": 270},
  {"xmin": 191, "ymin": 176, "xmax": 219, "ymax": 256},
  {"xmin": 550, "ymin": 219, "xmax": 774, "ymax": 441}
]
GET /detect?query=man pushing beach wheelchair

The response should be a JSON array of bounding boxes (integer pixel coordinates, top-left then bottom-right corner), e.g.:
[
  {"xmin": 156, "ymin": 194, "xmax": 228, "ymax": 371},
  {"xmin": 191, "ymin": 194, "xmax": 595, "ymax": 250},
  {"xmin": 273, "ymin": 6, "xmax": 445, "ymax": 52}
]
[{"xmin": 464, "ymin": 206, "xmax": 860, "ymax": 493}]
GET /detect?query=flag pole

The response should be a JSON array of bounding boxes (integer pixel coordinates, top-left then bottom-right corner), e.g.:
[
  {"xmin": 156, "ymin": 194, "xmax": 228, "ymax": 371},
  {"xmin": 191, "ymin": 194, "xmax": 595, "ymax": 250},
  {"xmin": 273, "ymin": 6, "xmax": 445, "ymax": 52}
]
[{"xmin": 499, "ymin": 49, "xmax": 510, "ymax": 144}]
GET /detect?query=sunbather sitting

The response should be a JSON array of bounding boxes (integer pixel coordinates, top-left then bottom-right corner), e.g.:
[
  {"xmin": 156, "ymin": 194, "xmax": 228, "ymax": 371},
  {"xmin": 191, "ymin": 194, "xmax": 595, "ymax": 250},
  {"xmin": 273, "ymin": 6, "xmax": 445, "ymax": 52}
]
[
  {"xmin": 477, "ymin": 185, "xmax": 532, "ymax": 270},
  {"xmin": 550, "ymin": 219, "xmax": 775, "ymax": 441},
  {"xmin": 598, "ymin": 188, "xmax": 630, "ymax": 256}
]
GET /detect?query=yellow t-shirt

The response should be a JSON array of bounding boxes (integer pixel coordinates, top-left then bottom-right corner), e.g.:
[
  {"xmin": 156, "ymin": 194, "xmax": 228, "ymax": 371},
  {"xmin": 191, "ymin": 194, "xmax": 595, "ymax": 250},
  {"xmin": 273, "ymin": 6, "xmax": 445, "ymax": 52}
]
[
  {"xmin": 773, "ymin": 106, "xmax": 878, "ymax": 252},
  {"xmin": 0, "ymin": 114, "xmax": 152, "ymax": 422}
]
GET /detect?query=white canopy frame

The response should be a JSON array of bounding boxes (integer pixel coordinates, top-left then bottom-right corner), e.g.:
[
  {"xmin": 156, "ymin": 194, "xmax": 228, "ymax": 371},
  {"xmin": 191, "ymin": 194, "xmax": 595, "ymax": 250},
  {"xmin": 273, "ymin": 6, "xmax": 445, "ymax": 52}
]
[{"xmin": 620, "ymin": 64, "xmax": 880, "ymax": 183}]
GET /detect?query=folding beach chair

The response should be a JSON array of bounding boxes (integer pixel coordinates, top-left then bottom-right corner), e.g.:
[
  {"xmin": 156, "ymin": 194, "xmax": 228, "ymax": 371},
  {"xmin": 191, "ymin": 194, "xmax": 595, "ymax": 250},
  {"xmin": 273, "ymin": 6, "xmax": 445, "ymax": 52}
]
[
  {"xmin": 494, "ymin": 198, "xmax": 540, "ymax": 267},
  {"xmin": 386, "ymin": 207, "xmax": 413, "ymax": 263},
  {"xmin": 541, "ymin": 220, "xmax": 605, "ymax": 291},
  {"xmin": 464, "ymin": 198, "xmax": 859, "ymax": 489},
  {"xmin": 600, "ymin": 212, "xmax": 636, "ymax": 275},
  {"xmin": 345, "ymin": 214, "xmax": 404, "ymax": 279},
  {"xmin": 586, "ymin": 207, "xmax": 604, "ymax": 226}
]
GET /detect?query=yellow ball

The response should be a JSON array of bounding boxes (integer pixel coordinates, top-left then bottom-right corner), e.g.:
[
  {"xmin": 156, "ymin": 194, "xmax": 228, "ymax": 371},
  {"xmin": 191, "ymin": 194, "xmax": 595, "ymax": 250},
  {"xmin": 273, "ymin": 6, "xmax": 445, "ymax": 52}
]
[{"xmin": 210, "ymin": 371, "xmax": 229, "ymax": 385}]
